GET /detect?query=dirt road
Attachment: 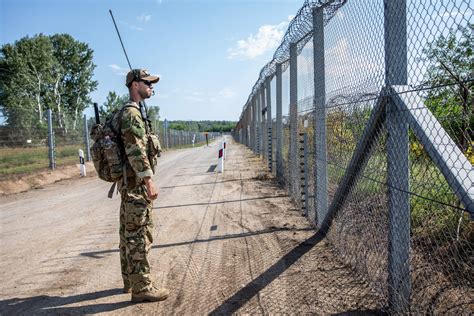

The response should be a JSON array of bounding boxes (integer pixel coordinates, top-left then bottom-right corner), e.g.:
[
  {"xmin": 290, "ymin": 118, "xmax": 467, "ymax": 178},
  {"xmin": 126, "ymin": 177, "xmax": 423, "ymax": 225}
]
[{"xmin": 0, "ymin": 138, "xmax": 380, "ymax": 314}]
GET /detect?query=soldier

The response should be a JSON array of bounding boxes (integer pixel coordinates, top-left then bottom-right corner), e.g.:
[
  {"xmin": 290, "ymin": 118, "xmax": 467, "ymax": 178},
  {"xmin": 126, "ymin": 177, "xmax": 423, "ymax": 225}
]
[{"xmin": 117, "ymin": 69, "xmax": 168, "ymax": 303}]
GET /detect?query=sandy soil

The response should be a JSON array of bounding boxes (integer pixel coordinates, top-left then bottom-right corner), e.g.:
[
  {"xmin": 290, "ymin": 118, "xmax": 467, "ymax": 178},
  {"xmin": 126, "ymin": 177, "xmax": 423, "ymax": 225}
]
[
  {"xmin": 0, "ymin": 162, "xmax": 97, "ymax": 196},
  {"xmin": 0, "ymin": 138, "xmax": 381, "ymax": 315}
]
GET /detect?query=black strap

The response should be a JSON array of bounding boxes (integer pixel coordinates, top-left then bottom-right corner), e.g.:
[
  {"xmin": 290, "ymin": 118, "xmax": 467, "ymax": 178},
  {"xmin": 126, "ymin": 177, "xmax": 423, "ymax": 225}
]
[
  {"xmin": 107, "ymin": 182, "xmax": 117, "ymax": 199},
  {"xmin": 138, "ymin": 101, "xmax": 152, "ymax": 134}
]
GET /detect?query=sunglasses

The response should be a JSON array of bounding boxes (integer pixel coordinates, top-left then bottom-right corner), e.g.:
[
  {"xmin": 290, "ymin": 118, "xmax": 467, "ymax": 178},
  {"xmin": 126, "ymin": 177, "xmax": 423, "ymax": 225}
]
[{"xmin": 140, "ymin": 80, "xmax": 153, "ymax": 87}]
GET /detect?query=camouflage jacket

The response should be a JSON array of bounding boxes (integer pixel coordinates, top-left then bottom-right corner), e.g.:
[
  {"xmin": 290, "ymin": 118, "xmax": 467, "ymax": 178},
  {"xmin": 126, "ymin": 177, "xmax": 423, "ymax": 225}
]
[{"xmin": 117, "ymin": 101, "xmax": 154, "ymax": 187}]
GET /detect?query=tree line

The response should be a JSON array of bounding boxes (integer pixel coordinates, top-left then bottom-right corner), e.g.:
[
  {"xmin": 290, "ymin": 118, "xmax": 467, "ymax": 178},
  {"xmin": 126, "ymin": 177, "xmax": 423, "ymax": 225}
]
[
  {"xmin": 167, "ymin": 120, "xmax": 236, "ymax": 132},
  {"xmin": 0, "ymin": 34, "xmax": 97, "ymax": 135}
]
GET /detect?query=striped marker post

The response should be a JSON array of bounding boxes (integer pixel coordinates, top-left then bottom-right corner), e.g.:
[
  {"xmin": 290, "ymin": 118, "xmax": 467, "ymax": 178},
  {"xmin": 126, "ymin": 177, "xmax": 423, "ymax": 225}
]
[
  {"xmin": 217, "ymin": 142, "xmax": 224, "ymax": 173},
  {"xmin": 79, "ymin": 149, "xmax": 86, "ymax": 177}
]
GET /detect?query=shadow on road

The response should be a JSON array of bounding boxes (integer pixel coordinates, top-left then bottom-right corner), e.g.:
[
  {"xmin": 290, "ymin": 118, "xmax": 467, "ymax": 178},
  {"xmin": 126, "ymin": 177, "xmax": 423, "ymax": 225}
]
[
  {"xmin": 0, "ymin": 289, "xmax": 130, "ymax": 315},
  {"xmin": 154, "ymin": 194, "xmax": 288, "ymax": 210},
  {"xmin": 79, "ymin": 226, "xmax": 313, "ymax": 259},
  {"xmin": 209, "ymin": 232, "xmax": 325, "ymax": 315},
  {"xmin": 160, "ymin": 177, "xmax": 254, "ymax": 189}
]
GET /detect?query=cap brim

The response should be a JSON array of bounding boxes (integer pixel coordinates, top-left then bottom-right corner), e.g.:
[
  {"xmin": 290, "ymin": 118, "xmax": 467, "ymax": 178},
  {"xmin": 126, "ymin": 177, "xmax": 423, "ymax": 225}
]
[{"xmin": 142, "ymin": 75, "xmax": 160, "ymax": 83}]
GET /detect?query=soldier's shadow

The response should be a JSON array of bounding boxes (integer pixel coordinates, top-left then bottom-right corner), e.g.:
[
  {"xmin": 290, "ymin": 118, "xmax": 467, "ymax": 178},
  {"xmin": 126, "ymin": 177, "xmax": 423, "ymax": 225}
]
[{"xmin": 0, "ymin": 288, "xmax": 130, "ymax": 315}]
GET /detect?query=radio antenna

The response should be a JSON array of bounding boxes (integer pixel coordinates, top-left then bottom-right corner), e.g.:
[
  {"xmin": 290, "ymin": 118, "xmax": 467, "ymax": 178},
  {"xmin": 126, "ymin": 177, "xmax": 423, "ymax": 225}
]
[
  {"xmin": 108, "ymin": 9, "xmax": 154, "ymax": 131},
  {"xmin": 109, "ymin": 9, "xmax": 132, "ymax": 70}
]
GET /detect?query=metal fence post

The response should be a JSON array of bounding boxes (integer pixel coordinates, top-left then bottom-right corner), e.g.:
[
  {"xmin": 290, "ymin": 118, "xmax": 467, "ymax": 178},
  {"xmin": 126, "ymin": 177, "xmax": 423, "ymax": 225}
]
[
  {"xmin": 249, "ymin": 103, "xmax": 252, "ymax": 149},
  {"xmin": 313, "ymin": 6, "xmax": 327, "ymax": 227},
  {"xmin": 256, "ymin": 92, "xmax": 261, "ymax": 155},
  {"xmin": 47, "ymin": 108, "xmax": 55, "ymax": 170},
  {"xmin": 289, "ymin": 42, "xmax": 299, "ymax": 198},
  {"xmin": 276, "ymin": 63, "xmax": 283, "ymax": 182},
  {"xmin": 259, "ymin": 86, "xmax": 267, "ymax": 160},
  {"xmin": 262, "ymin": 88, "xmax": 265, "ymax": 158},
  {"xmin": 384, "ymin": 0, "xmax": 410, "ymax": 313},
  {"xmin": 266, "ymin": 77, "xmax": 273, "ymax": 172},
  {"xmin": 300, "ymin": 132, "xmax": 308, "ymax": 216},
  {"xmin": 248, "ymin": 104, "xmax": 252, "ymax": 148},
  {"xmin": 164, "ymin": 119, "xmax": 169, "ymax": 149},
  {"xmin": 253, "ymin": 97, "xmax": 256, "ymax": 153},
  {"xmin": 83, "ymin": 114, "xmax": 91, "ymax": 161}
]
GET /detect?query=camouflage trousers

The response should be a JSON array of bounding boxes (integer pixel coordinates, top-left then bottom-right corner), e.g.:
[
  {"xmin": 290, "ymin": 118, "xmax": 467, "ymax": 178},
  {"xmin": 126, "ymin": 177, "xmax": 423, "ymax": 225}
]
[{"xmin": 119, "ymin": 184, "xmax": 154, "ymax": 293}]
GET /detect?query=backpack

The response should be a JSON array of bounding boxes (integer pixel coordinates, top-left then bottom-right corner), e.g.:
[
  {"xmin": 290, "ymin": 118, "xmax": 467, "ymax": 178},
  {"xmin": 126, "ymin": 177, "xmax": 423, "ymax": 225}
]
[{"xmin": 90, "ymin": 105, "xmax": 133, "ymax": 186}]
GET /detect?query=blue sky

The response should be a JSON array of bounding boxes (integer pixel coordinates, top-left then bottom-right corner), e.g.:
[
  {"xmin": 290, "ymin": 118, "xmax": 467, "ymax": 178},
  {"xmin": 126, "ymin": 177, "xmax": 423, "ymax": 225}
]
[{"xmin": 1, "ymin": 0, "xmax": 303, "ymax": 121}]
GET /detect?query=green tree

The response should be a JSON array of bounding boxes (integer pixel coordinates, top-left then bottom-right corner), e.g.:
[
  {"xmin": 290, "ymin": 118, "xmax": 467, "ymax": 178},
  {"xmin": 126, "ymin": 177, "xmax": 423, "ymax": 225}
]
[
  {"xmin": 50, "ymin": 34, "xmax": 97, "ymax": 132},
  {"xmin": 169, "ymin": 122, "xmax": 186, "ymax": 130},
  {"xmin": 0, "ymin": 33, "xmax": 97, "ymax": 134},
  {"xmin": 146, "ymin": 105, "xmax": 160, "ymax": 132},
  {"xmin": 422, "ymin": 23, "xmax": 473, "ymax": 153},
  {"xmin": 0, "ymin": 34, "xmax": 55, "ymax": 130},
  {"xmin": 100, "ymin": 91, "xmax": 128, "ymax": 118},
  {"xmin": 147, "ymin": 105, "xmax": 160, "ymax": 122}
]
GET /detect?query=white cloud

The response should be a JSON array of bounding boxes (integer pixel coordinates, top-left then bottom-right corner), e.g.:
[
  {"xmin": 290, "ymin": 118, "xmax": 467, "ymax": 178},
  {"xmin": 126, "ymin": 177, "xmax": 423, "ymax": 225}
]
[
  {"xmin": 138, "ymin": 14, "xmax": 152, "ymax": 22},
  {"xmin": 227, "ymin": 16, "xmax": 292, "ymax": 60},
  {"xmin": 130, "ymin": 25, "xmax": 143, "ymax": 31},
  {"xmin": 184, "ymin": 96, "xmax": 205, "ymax": 102},
  {"xmin": 156, "ymin": 0, "xmax": 163, "ymax": 4},
  {"xmin": 120, "ymin": 20, "xmax": 143, "ymax": 32},
  {"xmin": 109, "ymin": 64, "xmax": 129, "ymax": 76},
  {"xmin": 177, "ymin": 87, "xmax": 235, "ymax": 104},
  {"xmin": 217, "ymin": 88, "xmax": 236, "ymax": 98},
  {"xmin": 325, "ymin": 38, "xmax": 383, "ymax": 87}
]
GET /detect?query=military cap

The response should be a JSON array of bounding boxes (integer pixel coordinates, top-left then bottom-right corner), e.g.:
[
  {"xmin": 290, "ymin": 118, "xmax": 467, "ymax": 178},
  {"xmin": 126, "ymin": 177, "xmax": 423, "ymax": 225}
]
[{"xmin": 126, "ymin": 69, "xmax": 160, "ymax": 87}]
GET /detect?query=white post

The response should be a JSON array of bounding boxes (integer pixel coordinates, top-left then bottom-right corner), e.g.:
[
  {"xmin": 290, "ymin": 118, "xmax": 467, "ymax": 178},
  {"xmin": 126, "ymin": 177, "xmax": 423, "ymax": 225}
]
[
  {"xmin": 78, "ymin": 149, "xmax": 86, "ymax": 177},
  {"xmin": 217, "ymin": 141, "xmax": 224, "ymax": 173}
]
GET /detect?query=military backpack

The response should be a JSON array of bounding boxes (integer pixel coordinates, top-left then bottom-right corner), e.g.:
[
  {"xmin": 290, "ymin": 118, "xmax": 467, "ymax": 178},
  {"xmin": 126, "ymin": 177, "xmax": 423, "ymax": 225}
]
[{"xmin": 90, "ymin": 105, "xmax": 133, "ymax": 183}]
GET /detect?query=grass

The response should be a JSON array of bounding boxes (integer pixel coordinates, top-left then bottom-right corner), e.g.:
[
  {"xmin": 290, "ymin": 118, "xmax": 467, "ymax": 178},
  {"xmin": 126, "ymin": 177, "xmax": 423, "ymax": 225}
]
[
  {"xmin": 0, "ymin": 144, "xmax": 85, "ymax": 178},
  {"xmin": 0, "ymin": 141, "xmax": 210, "ymax": 179}
]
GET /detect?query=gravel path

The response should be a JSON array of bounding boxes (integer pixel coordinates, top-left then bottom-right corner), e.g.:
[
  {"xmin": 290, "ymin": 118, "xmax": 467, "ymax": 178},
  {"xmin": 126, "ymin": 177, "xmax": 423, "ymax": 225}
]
[{"xmin": 0, "ymin": 138, "xmax": 379, "ymax": 315}]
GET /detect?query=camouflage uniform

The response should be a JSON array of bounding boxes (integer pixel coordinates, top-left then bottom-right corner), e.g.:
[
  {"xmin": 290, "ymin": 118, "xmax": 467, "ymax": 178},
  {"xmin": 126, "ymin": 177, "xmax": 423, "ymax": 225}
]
[{"xmin": 116, "ymin": 101, "xmax": 156, "ymax": 294}]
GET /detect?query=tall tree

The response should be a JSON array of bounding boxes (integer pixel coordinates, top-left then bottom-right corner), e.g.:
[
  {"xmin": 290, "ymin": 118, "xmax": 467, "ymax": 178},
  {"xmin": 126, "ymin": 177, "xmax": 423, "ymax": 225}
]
[
  {"xmin": 100, "ymin": 91, "xmax": 129, "ymax": 118},
  {"xmin": 0, "ymin": 33, "xmax": 97, "ymax": 134},
  {"xmin": 422, "ymin": 23, "xmax": 473, "ymax": 153},
  {"xmin": 0, "ymin": 34, "xmax": 55, "ymax": 130},
  {"xmin": 50, "ymin": 34, "xmax": 97, "ymax": 132}
]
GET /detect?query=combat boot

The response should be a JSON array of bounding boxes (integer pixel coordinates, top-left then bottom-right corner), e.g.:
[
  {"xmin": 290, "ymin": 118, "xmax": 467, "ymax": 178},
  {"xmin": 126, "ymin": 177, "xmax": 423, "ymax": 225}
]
[
  {"xmin": 131, "ymin": 287, "xmax": 170, "ymax": 303},
  {"xmin": 123, "ymin": 279, "xmax": 131, "ymax": 293},
  {"xmin": 123, "ymin": 284, "xmax": 131, "ymax": 294}
]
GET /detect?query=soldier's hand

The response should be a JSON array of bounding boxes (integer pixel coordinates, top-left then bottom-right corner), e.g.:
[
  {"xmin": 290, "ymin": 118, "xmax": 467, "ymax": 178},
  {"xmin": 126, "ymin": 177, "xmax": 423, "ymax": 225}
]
[{"xmin": 144, "ymin": 177, "xmax": 158, "ymax": 200}]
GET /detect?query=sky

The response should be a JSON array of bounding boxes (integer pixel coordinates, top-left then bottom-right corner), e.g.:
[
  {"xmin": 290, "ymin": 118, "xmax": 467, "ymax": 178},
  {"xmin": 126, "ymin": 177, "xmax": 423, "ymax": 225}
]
[{"xmin": 0, "ymin": 0, "xmax": 303, "ymax": 121}]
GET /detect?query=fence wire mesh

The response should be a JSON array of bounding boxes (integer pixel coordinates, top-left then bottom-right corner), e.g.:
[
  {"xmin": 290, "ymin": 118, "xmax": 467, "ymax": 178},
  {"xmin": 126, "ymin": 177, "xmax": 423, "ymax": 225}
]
[
  {"xmin": 233, "ymin": 0, "xmax": 473, "ymax": 313},
  {"xmin": 1, "ymin": 104, "xmax": 211, "ymax": 179}
]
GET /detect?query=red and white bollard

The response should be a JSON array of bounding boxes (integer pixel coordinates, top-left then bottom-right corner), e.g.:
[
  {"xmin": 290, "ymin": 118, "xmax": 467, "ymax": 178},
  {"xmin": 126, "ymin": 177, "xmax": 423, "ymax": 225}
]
[
  {"xmin": 217, "ymin": 142, "xmax": 224, "ymax": 173},
  {"xmin": 79, "ymin": 149, "xmax": 86, "ymax": 177}
]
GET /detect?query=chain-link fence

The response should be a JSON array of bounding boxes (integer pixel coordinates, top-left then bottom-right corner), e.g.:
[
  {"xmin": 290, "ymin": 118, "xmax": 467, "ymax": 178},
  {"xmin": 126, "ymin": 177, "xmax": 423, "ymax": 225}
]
[
  {"xmin": 156, "ymin": 125, "xmax": 217, "ymax": 149},
  {"xmin": 0, "ymin": 108, "xmax": 90, "ymax": 178},
  {"xmin": 1, "ymin": 106, "xmax": 215, "ymax": 178},
  {"xmin": 233, "ymin": 0, "xmax": 473, "ymax": 313}
]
